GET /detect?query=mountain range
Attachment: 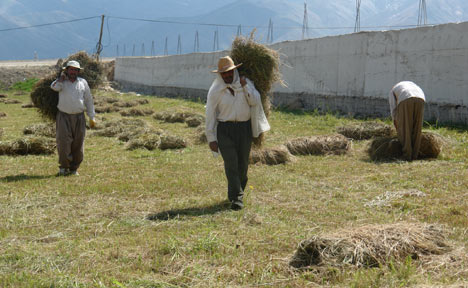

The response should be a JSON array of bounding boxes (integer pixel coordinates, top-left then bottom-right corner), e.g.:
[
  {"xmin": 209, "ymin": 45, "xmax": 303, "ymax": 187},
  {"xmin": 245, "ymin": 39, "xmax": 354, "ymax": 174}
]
[{"xmin": 1, "ymin": 0, "xmax": 467, "ymax": 60}]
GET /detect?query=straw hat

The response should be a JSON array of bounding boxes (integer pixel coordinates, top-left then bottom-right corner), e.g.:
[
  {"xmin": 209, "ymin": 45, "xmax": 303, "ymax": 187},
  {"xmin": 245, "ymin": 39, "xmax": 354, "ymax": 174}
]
[
  {"xmin": 64, "ymin": 60, "xmax": 82, "ymax": 70},
  {"xmin": 212, "ymin": 56, "xmax": 242, "ymax": 73}
]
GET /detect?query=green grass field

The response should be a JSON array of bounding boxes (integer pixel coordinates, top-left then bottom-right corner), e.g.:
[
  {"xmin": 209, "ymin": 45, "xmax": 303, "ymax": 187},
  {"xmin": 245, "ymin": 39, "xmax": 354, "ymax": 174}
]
[{"xmin": 0, "ymin": 84, "xmax": 467, "ymax": 288}]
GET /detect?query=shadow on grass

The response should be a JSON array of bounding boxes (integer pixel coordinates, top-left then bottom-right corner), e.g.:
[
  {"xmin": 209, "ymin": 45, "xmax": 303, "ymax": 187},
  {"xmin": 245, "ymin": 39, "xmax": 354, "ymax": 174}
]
[
  {"xmin": 146, "ymin": 200, "xmax": 231, "ymax": 221},
  {"xmin": 0, "ymin": 174, "xmax": 55, "ymax": 182}
]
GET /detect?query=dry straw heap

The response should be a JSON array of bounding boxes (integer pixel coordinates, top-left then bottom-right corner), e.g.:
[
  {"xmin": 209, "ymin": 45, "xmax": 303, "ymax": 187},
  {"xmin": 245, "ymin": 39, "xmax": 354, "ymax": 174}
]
[
  {"xmin": 337, "ymin": 122, "xmax": 393, "ymax": 140},
  {"xmin": 285, "ymin": 134, "xmax": 351, "ymax": 156},
  {"xmin": 368, "ymin": 132, "xmax": 443, "ymax": 161},
  {"xmin": 0, "ymin": 137, "xmax": 56, "ymax": 155},
  {"xmin": 231, "ymin": 33, "xmax": 283, "ymax": 145},
  {"xmin": 30, "ymin": 51, "xmax": 104, "ymax": 121},
  {"xmin": 249, "ymin": 145, "xmax": 295, "ymax": 165},
  {"xmin": 23, "ymin": 123, "xmax": 56, "ymax": 138},
  {"xmin": 290, "ymin": 222, "xmax": 450, "ymax": 269}
]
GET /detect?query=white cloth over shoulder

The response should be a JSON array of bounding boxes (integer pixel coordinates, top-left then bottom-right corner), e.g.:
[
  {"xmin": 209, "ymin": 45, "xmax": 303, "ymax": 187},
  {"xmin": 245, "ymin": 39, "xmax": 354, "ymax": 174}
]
[{"xmin": 389, "ymin": 81, "xmax": 425, "ymax": 121}]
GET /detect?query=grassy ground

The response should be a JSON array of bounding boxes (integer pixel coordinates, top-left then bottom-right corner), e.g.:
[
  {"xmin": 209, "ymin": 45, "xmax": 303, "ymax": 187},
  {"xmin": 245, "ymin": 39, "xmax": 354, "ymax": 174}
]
[{"xmin": 0, "ymin": 85, "xmax": 467, "ymax": 288}]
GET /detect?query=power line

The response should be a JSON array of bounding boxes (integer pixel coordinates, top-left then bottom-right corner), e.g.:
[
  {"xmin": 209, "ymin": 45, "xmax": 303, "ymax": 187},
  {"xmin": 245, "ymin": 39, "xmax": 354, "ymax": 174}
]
[{"xmin": 0, "ymin": 16, "xmax": 101, "ymax": 32}]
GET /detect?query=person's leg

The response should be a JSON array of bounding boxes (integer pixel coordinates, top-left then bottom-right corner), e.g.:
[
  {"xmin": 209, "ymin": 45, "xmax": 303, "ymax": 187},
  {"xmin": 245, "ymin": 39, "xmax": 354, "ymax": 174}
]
[
  {"xmin": 217, "ymin": 122, "xmax": 242, "ymax": 203},
  {"xmin": 238, "ymin": 121, "xmax": 252, "ymax": 194},
  {"xmin": 69, "ymin": 113, "xmax": 86, "ymax": 172},
  {"xmin": 56, "ymin": 111, "xmax": 73, "ymax": 173},
  {"xmin": 411, "ymin": 98, "xmax": 425, "ymax": 160},
  {"xmin": 396, "ymin": 100, "xmax": 413, "ymax": 161}
]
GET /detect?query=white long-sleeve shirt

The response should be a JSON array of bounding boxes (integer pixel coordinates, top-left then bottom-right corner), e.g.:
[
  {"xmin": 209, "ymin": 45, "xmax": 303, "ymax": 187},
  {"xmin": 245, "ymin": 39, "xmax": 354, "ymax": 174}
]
[
  {"xmin": 205, "ymin": 71, "xmax": 261, "ymax": 143},
  {"xmin": 50, "ymin": 77, "xmax": 95, "ymax": 120},
  {"xmin": 389, "ymin": 81, "xmax": 425, "ymax": 121}
]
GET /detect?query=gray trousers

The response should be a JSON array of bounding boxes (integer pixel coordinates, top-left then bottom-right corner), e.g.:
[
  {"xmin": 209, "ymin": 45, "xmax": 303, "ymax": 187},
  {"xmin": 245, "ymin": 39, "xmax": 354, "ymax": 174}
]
[
  {"xmin": 396, "ymin": 97, "xmax": 425, "ymax": 161},
  {"xmin": 217, "ymin": 120, "xmax": 252, "ymax": 203},
  {"xmin": 56, "ymin": 110, "xmax": 86, "ymax": 170}
]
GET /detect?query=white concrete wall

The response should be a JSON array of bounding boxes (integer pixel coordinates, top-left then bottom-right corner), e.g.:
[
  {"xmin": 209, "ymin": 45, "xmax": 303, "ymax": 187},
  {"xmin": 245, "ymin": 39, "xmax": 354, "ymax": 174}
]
[{"xmin": 115, "ymin": 21, "xmax": 468, "ymax": 124}]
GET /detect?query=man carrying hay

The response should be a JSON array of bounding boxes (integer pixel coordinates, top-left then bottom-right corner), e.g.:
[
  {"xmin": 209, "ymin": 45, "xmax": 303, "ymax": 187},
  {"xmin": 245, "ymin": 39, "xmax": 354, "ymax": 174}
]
[
  {"xmin": 389, "ymin": 81, "xmax": 426, "ymax": 161},
  {"xmin": 206, "ymin": 56, "xmax": 262, "ymax": 210},
  {"xmin": 50, "ymin": 60, "xmax": 96, "ymax": 176}
]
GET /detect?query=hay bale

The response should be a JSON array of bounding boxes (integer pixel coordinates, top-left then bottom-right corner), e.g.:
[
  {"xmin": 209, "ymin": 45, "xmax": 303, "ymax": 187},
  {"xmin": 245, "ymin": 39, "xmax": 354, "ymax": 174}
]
[
  {"xmin": 153, "ymin": 111, "xmax": 197, "ymax": 123},
  {"xmin": 419, "ymin": 132, "xmax": 443, "ymax": 159},
  {"xmin": 289, "ymin": 222, "xmax": 450, "ymax": 268},
  {"xmin": 0, "ymin": 94, "xmax": 6, "ymax": 98},
  {"xmin": 30, "ymin": 51, "xmax": 104, "ymax": 121},
  {"xmin": 0, "ymin": 137, "xmax": 56, "ymax": 155},
  {"xmin": 0, "ymin": 112, "xmax": 6, "ymax": 118},
  {"xmin": 125, "ymin": 134, "xmax": 161, "ymax": 150},
  {"xmin": 368, "ymin": 132, "xmax": 443, "ymax": 161},
  {"xmin": 117, "ymin": 127, "xmax": 162, "ymax": 142},
  {"xmin": 159, "ymin": 134, "xmax": 187, "ymax": 150},
  {"xmin": 185, "ymin": 115, "xmax": 205, "ymax": 127},
  {"xmin": 1, "ymin": 98, "xmax": 21, "ymax": 104},
  {"xmin": 21, "ymin": 103, "xmax": 35, "ymax": 108},
  {"xmin": 249, "ymin": 145, "xmax": 294, "ymax": 165},
  {"xmin": 368, "ymin": 136, "xmax": 403, "ymax": 161},
  {"xmin": 95, "ymin": 104, "xmax": 121, "ymax": 114},
  {"xmin": 337, "ymin": 122, "xmax": 393, "ymax": 140},
  {"xmin": 120, "ymin": 107, "xmax": 154, "ymax": 117},
  {"xmin": 92, "ymin": 118, "xmax": 148, "ymax": 138},
  {"xmin": 285, "ymin": 134, "xmax": 351, "ymax": 156},
  {"xmin": 135, "ymin": 98, "xmax": 149, "ymax": 105},
  {"xmin": 0, "ymin": 128, "xmax": 3, "ymax": 139},
  {"xmin": 112, "ymin": 100, "xmax": 139, "ymax": 108},
  {"xmin": 23, "ymin": 123, "xmax": 56, "ymax": 138},
  {"xmin": 196, "ymin": 126, "xmax": 207, "ymax": 144}
]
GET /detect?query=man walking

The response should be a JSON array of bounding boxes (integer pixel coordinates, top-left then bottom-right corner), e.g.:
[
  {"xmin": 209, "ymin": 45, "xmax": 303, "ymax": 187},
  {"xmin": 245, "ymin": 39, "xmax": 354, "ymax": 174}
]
[
  {"xmin": 205, "ymin": 56, "xmax": 261, "ymax": 210},
  {"xmin": 50, "ymin": 60, "xmax": 96, "ymax": 176},
  {"xmin": 389, "ymin": 81, "xmax": 426, "ymax": 161}
]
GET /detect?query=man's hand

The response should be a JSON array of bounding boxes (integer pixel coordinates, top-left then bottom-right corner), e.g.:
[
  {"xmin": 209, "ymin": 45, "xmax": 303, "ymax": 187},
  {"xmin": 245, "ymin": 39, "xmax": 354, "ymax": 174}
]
[
  {"xmin": 57, "ymin": 71, "xmax": 67, "ymax": 83},
  {"xmin": 89, "ymin": 119, "xmax": 96, "ymax": 129},
  {"xmin": 240, "ymin": 76, "xmax": 247, "ymax": 87},
  {"xmin": 209, "ymin": 141, "xmax": 218, "ymax": 153}
]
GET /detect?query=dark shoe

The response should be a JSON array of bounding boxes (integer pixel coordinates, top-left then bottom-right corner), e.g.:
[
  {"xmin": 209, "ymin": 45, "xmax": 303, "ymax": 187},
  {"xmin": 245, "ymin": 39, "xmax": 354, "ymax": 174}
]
[
  {"xmin": 230, "ymin": 201, "xmax": 244, "ymax": 211},
  {"xmin": 69, "ymin": 170, "xmax": 79, "ymax": 176},
  {"xmin": 57, "ymin": 168, "xmax": 70, "ymax": 176}
]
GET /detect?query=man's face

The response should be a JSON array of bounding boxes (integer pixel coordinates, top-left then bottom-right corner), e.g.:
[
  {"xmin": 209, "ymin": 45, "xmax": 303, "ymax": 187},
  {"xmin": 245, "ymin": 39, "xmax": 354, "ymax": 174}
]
[
  {"xmin": 220, "ymin": 70, "xmax": 234, "ymax": 84},
  {"xmin": 66, "ymin": 67, "xmax": 80, "ymax": 80}
]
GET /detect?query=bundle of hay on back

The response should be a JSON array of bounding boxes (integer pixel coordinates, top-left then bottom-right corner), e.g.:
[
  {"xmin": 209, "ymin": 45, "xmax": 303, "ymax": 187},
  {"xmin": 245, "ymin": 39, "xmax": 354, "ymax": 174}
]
[
  {"xmin": 285, "ymin": 134, "xmax": 351, "ymax": 156},
  {"xmin": 289, "ymin": 222, "xmax": 450, "ymax": 269},
  {"xmin": 368, "ymin": 132, "xmax": 443, "ymax": 161},
  {"xmin": 0, "ymin": 137, "xmax": 56, "ymax": 155},
  {"xmin": 337, "ymin": 122, "xmax": 393, "ymax": 140},
  {"xmin": 120, "ymin": 107, "xmax": 154, "ymax": 117},
  {"xmin": 23, "ymin": 123, "xmax": 56, "ymax": 138},
  {"xmin": 249, "ymin": 145, "xmax": 294, "ymax": 165},
  {"xmin": 231, "ymin": 33, "xmax": 283, "ymax": 146},
  {"xmin": 30, "ymin": 51, "xmax": 104, "ymax": 121}
]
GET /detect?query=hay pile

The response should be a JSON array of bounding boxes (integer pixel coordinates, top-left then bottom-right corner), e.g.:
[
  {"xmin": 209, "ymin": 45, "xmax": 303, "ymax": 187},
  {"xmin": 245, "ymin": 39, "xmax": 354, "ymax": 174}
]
[
  {"xmin": 30, "ymin": 51, "xmax": 104, "ymax": 121},
  {"xmin": 249, "ymin": 145, "xmax": 294, "ymax": 165},
  {"xmin": 0, "ymin": 128, "xmax": 3, "ymax": 139},
  {"xmin": 289, "ymin": 222, "xmax": 450, "ymax": 269},
  {"xmin": 120, "ymin": 107, "xmax": 154, "ymax": 117},
  {"xmin": 0, "ymin": 98, "xmax": 21, "ymax": 104},
  {"xmin": 125, "ymin": 133, "xmax": 186, "ymax": 151},
  {"xmin": 21, "ymin": 103, "xmax": 35, "ymax": 108},
  {"xmin": 0, "ymin": 137, "xmax": 56, "ymax": 155},
  {"xmin": 153, "ymin": 111, "xmax": 197, "ymax": 123},
  {"xmin": 23, "ymin": 123, "xmax": 56, "ymax": 138},
  {"xmin": 337, "ymin": 122, "xmax": 393, "ymax": 140},
  {"xmin": 91, "ymin": 118, "xmax": 148, "ymax": 138},
  {"xmin": 185, "ymin": 115, "xmax": 205, "ymax": 127},
  {"xmin": 231, "ymin": 33, "xmax": 283, "ymax": 146},
  {"xmin": 285, "ymin": 134, "xmax": 351, "ymax": 156},
  {"xmin": 195, "ymin": 126, "xmax": 207, "ymax": 144},
  {"xmin": 0, "ymin": 112, "xmax": 6, "ymax": 118},
  {"xmin": 368, "ymin": 132, "xmax": 443, "ymax": 161}
]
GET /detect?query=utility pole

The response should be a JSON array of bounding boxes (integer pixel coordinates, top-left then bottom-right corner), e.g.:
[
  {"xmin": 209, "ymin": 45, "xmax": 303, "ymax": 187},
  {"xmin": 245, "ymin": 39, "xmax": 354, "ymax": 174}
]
[
  {"xmin": 354, "ymin": 0, "xmax": 362, "ymax": 32},
  {"xmin": 132, "ymin": 44, "xmax": 135, "ymax": 56},
  {"xmin": 302, "ymin": 1, "xmax": 309, "ymax": 40},
  {"xmin": 213, "ymin": 29, "xmax": 219, "ymax": 51},
  {"xmin": 194, "ymin": 30, "xmax": 200, "ymax": 52},
  {"xmin": 123, "ymin": 44, "xmax": 126, "ymax": 56},
  {"xmin": 141, "ymin": 43, "xmax": 145, "ymax": 56},
  {"xmin": 177, "ymin": 35, "xmax": 182, "ymax": 54},
  {"xmin": 96, "ymin": 14, "xmax": 105, "ymax": 61},
  {"xmin": 116, "ymin": 45, "xmax": 119, "ymax": 57},
  {"xmin": 237, "ymin": 25, "xmax": 242, "ymax": 36},
  {"xmin": 151, "ymin": 40, "xmax": 155, "ymax": 56},
  {"xmin": 267, "ymin": 18, "xmax": 273, "ymax": 44},
  {"xmin": 418, "ymin": 0, "xmax": 427, "ymax": 26},
  {"xmin": 164, "ymin": 37, "xmax": 168, "ymax": 55}
]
